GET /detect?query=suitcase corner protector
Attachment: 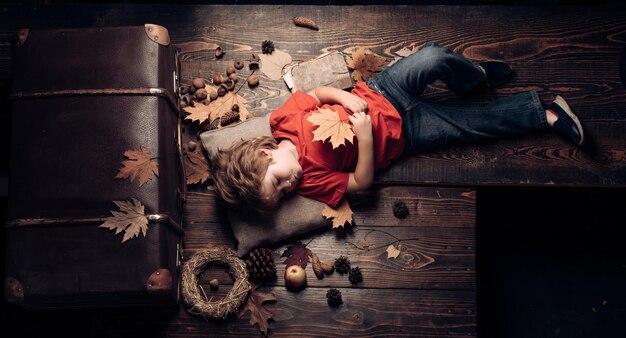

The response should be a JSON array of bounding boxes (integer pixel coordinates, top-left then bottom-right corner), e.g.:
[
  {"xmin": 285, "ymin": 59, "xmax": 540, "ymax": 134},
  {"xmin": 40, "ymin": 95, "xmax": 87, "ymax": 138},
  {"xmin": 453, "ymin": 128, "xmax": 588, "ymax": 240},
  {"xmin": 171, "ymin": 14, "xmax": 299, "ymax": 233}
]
[
  {"xmin": 144, "ymin": 24, "xmax": 170, "ymax": 46},
  {"xmin": 146, "ymin": 268, "xmax": 173, "ymax": 294},
  {"xmin": 4, "ymin": 277, "xmax": 25, "ymax": 303}
]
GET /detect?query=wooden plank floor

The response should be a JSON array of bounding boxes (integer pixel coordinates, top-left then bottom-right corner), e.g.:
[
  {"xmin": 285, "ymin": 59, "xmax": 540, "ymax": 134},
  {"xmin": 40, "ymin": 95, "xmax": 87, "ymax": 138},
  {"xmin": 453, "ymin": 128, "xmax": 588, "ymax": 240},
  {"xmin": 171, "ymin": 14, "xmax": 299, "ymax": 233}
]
[{"xmin": 1, "ymin": 3, "xmax": 626, "ymax": 338}]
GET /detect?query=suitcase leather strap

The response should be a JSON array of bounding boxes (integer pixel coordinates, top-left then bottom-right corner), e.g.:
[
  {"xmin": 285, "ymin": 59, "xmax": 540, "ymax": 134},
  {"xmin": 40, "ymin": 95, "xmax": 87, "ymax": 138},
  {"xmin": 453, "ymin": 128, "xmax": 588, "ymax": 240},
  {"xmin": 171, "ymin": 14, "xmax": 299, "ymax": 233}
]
[
  {"xmin": 10, "ymin": 87, "xmax": 179, "ymax": 117},
  {"xmin": 5, "ymin": 214, "xmax": 183, "ymax": 234}
]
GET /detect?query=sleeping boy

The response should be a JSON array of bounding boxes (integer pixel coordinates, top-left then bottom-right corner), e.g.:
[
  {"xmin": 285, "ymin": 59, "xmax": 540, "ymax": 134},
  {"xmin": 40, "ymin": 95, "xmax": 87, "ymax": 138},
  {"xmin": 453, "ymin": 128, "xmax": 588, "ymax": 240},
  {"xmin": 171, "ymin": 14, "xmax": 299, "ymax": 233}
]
[{"xmin": 211, "ymin": 42, "xmax": 584, "ymax": 215}]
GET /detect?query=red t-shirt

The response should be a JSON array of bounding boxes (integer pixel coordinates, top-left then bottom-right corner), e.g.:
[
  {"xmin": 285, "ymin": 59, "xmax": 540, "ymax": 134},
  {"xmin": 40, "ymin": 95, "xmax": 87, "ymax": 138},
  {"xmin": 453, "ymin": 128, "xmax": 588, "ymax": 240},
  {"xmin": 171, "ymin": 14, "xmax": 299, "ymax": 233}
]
[{"xmin": 270, "ymin": 81, "xmax": 404, "ymax": 207}]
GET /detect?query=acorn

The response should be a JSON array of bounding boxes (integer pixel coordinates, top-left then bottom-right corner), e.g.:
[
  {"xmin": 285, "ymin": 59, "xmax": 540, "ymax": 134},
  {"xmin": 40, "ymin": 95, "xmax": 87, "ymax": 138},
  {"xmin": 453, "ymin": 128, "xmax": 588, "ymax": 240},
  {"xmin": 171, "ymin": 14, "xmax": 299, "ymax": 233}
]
[
  {"xmin": 194, "ymin": 88, "xmax": 207, "ymax": 100},
  {"xmin": 222, "ymin": 79, "xmax": 236, "ymax": 91},
  {"xmin": 217, "ymin": 86, "xmax": 227, "ymax": 97},
  {"xmin": 234, "ymin": 61, "xmax": 244, "ymax": 70},
  {"xmin": 188, "ymin": 85, "xmax": 196, "ymax": 95},
  {"xmin": 214, "ymin": 46, "xmax": 224, "ymax": 59},
  {"xmin": 192, "ymin": 78, "xmax": 205, "ymax": 89},
  {"xmin": 181, "ymin": 94, "xmax": 194, "ymax": 107},
  {"xmin": 247, "ymin": 75, "xmax": 259, "ymax": 88},
  {"xmin": 209, "ymin": 89, "xmax": 218, "ymax": 100},
  {"xmin": 232, "ymin": 104, "xmax": 239, "ymax": 112},
  {"xmin": 209, "ymin": 278, "xmax": 219, "ymax": 290},
  {"xmin": 212, "ymin": 74, "xmax": 224, "ymax": 86},
  {"xmin": 249, "ymin": 62, "xmax": 259, "ymax": 71},
  {"xmin": 226, "ymin": 66, "xmax": 236, "ymax": 75},
  {"xmin": 228, "ymin": 73, "xmax": 238, "ymax": 82},
  {"xmin": 202, "ymin": 99, "xmax": 210, "ymax": 105},
  {"xmin": 179, "ymin": 84, "xmax": 190, "ymax": 95},
  {"xmin": 187, "ymin": 141, "xmax": 197, "ymax": 151}
]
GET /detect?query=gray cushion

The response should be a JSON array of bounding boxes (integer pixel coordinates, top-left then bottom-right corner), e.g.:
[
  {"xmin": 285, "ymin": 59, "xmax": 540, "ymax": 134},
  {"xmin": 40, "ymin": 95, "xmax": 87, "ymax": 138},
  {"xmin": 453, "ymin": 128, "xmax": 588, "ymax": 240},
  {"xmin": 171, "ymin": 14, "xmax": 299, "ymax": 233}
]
[{"xmin": 200, "ymin": 115, "xmax": 328, "ymax": 256}]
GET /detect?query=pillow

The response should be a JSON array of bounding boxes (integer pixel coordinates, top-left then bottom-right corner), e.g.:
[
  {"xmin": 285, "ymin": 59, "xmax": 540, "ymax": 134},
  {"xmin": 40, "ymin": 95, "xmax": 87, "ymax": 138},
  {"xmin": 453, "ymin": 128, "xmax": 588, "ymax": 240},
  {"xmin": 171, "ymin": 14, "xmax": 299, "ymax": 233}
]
[{"xmin": 200, "ymin": 114, "xmax": 328, "ymax": 256}]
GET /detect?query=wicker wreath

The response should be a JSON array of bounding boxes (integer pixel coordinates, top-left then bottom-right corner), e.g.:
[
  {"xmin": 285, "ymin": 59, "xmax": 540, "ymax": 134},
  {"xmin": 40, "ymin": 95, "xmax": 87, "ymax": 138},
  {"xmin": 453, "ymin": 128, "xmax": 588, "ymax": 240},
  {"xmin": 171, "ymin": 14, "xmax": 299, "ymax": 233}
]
[{"xmin": 181, "ymin": 248, "xmax": 251, "ymax": 319}]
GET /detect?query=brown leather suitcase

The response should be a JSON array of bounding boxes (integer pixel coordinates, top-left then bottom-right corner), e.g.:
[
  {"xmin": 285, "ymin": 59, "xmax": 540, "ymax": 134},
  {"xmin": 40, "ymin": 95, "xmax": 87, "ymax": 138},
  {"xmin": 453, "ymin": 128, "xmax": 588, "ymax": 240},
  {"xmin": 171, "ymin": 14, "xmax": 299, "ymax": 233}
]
[{"xmin": 4, "ymin": 25, "xmax": 185, "ymax": 309}]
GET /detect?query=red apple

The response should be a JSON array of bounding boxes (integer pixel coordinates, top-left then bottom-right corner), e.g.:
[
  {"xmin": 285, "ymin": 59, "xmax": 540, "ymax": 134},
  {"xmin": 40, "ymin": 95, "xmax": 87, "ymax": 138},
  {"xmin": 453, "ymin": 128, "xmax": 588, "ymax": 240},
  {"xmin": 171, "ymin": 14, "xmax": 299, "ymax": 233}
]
[{"xmin": 284, "ymin": 265, "xmax": 307, "ymax": 289}]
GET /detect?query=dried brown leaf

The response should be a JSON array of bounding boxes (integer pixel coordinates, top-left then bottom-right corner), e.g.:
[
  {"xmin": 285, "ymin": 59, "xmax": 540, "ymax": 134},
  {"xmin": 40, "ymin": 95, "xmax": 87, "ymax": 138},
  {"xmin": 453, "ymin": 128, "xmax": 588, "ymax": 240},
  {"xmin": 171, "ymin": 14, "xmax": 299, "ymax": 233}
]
[
  {"xmin": 280, "ymin": 241, "xmax": 312, "ymax": 269},
  {"xmin": 386, "ymin": 244, "xmax": 401, "ymax": 259},
  {"xmin": 99, "ymin": 198, "xmax": 149, "ymax": 243},
  {"xmin": 115, "ymin": 146, "xmax": 158, "ymax": 187},
  {"xmin": 306, "ymin": 107, "xmax": 354, "ymax": 149},
  {"xmin": 258, "ymin": 49, "xmax": 292, "ymax": 80},
  {"xmin": 345, "ymin": 47, "xmax": 386, "ymax": 81},
  {"xmin": 238, "ymin": 285, "xmax": 276, "ymax": 336},
  {"xmin": 183, "ymin": 150, "xmax": 209, "ymax": 185},
  {"xmin": 322, "ymin": 199, "xmax": 353, "ymax": 229},
  {"xmin": 387, "ymin": 45, "xmax": 421, "ymax": 67},
  {"xmin": 183, "ymin": 85, "xmax": 251, "ymax": 124}
]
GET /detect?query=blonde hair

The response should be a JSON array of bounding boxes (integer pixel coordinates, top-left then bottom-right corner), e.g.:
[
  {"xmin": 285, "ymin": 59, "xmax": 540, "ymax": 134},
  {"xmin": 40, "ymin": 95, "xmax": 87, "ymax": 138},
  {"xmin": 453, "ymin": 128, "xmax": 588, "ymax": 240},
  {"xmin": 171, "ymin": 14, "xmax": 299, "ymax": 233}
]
[{"xmin": 211, "ymin": 136, "xmax": 279, "ymax": 216}]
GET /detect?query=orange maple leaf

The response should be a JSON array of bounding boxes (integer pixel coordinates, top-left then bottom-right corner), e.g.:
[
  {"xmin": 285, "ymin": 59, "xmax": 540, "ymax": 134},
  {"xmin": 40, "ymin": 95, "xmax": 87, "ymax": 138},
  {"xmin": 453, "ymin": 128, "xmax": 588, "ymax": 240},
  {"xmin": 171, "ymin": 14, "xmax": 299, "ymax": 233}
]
[
  {"xmin": 115, "ymin": 146, "xmax": 158, "ymax": 187},
  {"xmin": 99, "ymin": 198, "xmax": 149, "ymax": 243},
  {"xmin": 322, "ymin": 198, "xmax": 353, "ymax": 229},
  {"xmin": 345, "ymin": 47, "xmax": 386, "ymax": 81},
  {"xmin": 183, "ymin": 150, "xmax": 209, "ymax": 185},
  {"xmin": 306, "ymin": 107, "xmax": 355, "ymax": 149}
]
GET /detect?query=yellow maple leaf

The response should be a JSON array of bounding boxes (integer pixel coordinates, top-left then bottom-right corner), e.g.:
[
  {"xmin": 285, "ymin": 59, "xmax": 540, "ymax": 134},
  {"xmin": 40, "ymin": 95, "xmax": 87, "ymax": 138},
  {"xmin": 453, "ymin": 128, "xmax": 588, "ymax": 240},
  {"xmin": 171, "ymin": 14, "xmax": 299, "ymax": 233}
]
[
  {"xmin": 115, "ymin": 146, "xmax": 158, "ymax": 187},
  {"xmin": 99, "ymin": 198, "xmax": 149, "ymax": 243},
  {"xmin": 306, "ymin": 107, "xmax": 354, "ymax": 149},
  {"xmin": 258, "ymin": 49, "xmax": 293, "ymax": 80},
  {"xmin": 345, "ymin": 47, "xmax": 386, "ymax": 82},
  {"xmin": 183, "ymin": 85, "xmax": 251, "ymax": 124},
  {"xmin": 322, "ymin": 198, "xmax": 353, "ymax": 229},
  {"xmin": 386, "ymin": 244, "xmax": 401, "ymax": 259}
]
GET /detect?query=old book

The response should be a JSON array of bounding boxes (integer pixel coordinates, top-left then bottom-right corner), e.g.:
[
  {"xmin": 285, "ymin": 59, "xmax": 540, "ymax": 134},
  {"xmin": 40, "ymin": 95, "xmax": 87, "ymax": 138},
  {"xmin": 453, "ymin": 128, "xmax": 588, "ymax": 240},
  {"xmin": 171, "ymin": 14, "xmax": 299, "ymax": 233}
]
[{"xmin": 283, "ymin": 51, "xmax": 353, "ymax": 93}]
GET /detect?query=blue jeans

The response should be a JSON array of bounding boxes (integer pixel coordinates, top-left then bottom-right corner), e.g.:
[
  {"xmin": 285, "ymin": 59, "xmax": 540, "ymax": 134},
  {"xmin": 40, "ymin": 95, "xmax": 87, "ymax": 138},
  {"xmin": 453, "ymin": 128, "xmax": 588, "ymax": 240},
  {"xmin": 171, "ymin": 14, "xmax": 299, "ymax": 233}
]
[{"xmin": 367, "ymin": 42, "xmax": 548, "ymax": 154}]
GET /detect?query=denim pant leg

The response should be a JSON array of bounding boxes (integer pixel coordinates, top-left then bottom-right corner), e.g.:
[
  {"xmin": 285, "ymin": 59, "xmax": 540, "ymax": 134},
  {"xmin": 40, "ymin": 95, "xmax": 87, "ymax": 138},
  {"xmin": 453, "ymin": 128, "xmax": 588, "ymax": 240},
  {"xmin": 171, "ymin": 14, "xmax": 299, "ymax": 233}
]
[
  {"xmin": 398, "ymin": 92, "xmax": 548, "ymax": 153},
  {"xmin": 382, "ymin": 41, "xmax": 486, "ymax": 96},
  {"xmin": 367, "ymin": 42, "xmax": 549, "ymax": 154}
]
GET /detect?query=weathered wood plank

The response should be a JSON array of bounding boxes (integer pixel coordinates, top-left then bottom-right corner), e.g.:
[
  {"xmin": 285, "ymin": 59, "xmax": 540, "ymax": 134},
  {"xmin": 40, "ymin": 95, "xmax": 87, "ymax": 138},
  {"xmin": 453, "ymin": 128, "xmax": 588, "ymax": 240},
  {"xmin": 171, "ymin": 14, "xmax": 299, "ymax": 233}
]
[
  {"xmin": 184, "ymin": 186, "xmax": 476, "ymax": 227},
  {"xmin": 95, "ymin": 288, "xmax": 476, "ymax": 338},
  {"xmin": 185, "ymin": 224, "xmax": 475, "ymax": 291}
]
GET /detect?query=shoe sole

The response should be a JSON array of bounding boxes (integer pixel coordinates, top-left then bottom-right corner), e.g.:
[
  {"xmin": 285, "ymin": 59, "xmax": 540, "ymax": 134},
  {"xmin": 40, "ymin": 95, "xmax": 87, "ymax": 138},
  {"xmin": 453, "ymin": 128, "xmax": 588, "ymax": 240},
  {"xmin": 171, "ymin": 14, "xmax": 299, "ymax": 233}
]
[{"xmin": 554, "ymin": 95, "xmax": 585, "ymax": 145}]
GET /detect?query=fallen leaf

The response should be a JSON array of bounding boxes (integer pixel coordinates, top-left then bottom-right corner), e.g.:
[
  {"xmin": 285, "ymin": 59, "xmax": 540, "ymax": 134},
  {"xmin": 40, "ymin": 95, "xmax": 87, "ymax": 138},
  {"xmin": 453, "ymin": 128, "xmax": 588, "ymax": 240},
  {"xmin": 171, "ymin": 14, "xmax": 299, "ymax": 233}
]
[
  {"xmin": 322, "ymin": 198, "xmax": 353, "ymax": 229},
  {"xmin": 238, "ymin": 285, "xmax": 276, "ymax": 336},
  {"xmin": 183, "ymin": 150, "xmax": 209, "ymax": 185},
  {"xmin": 345, "ymin": 47, "xmax": 386, "ymax": 82},
  {"xmin": 258, "ymin": 49, "xmax": 292, "ymax": 80},
  {"xmin": 280, "ymin": 241, "xmax": 312, "ymax": 268},
  {"xmin": 387, "ymin": 45, "xmax": 420, "ymax": 67},
  {"xmin": 115, "ymin": 146, "xmax": 158, "ymax": 187},
  {"xmin": 183, "ymin": 85, "xmax": 251, "ymax": 124},
  {"xmin": 99, "ymin": 198, "xmax": 149, "ymax": 243},
  {"xmin": 307, "ymin": 107, "xmax": 355, "ymax": 149},
  {"xmin": 386, "ymin": 244, "xmax": 401, "ymax": 259}
]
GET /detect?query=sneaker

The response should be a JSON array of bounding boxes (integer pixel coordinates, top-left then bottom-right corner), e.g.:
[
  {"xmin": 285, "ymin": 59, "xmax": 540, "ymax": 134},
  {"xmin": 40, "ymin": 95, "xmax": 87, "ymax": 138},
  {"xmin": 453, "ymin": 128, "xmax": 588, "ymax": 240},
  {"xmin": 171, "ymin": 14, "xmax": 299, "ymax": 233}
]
[
  {"xmin": 550, "ymin": 95, "xmax": 585, "ymax": 146},
  {"xmin": 478, "ymin": 61, "xmax": 515, "ymax": 87}
]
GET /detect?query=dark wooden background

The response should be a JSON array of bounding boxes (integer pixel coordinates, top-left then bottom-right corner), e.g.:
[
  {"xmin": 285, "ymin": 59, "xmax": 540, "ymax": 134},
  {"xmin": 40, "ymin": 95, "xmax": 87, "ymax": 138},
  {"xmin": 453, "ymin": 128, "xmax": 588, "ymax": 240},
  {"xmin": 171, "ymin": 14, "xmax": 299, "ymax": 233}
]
[{"xmin": 1, "ymin": 3, "xmax": 626, "ymax": 338}]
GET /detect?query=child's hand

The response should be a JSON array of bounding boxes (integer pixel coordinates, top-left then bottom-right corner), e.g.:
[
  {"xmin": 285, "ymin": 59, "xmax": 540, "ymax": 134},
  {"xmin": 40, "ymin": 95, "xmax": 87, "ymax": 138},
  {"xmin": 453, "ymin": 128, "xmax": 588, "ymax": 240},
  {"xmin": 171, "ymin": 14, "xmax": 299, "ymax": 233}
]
[
  {"xmin": 349, "ymin": 111, "xmax": 373, "ymax": 141},
  {"xmin": 341, "ymin": 94, "xmax": 368, "ymax": 115}
]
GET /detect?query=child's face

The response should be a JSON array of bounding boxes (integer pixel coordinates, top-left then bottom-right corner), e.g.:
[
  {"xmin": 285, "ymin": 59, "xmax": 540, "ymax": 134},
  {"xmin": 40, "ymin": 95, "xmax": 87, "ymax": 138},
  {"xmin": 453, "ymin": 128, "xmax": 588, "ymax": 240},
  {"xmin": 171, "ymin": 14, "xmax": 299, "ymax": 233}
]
[{"xmin": 261, "ymin": 147, "xmax": 302, "ymax": 204}]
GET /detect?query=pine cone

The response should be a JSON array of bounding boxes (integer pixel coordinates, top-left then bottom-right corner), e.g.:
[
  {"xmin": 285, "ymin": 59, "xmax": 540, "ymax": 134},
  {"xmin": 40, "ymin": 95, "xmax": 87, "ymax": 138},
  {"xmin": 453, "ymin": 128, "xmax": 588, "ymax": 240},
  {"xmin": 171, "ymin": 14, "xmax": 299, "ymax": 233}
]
[
  {"xmin": 348, "ymin": 266, "xmax": 362, "ymax": 284},
  {"xmin": 393, "ymin": 200, "xmax": 409, "ymax": 219},
  {"xmin": 261, "ymin": 40, "xmax": 275, "ymax": 54},
  {"xmin": 245, "ymin": 247, "xmax": 277, "ymax": 281},
  {"xmin": 326, "ymin": 288, "xmax": 343, "ymax": 307},
  {"xmin": 221, "ymin": 110, "xmax": 240, "ymax": 126},
  {"xmin": 334, "ymin": 255, "xmax": 351, "ymax": 274}
]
